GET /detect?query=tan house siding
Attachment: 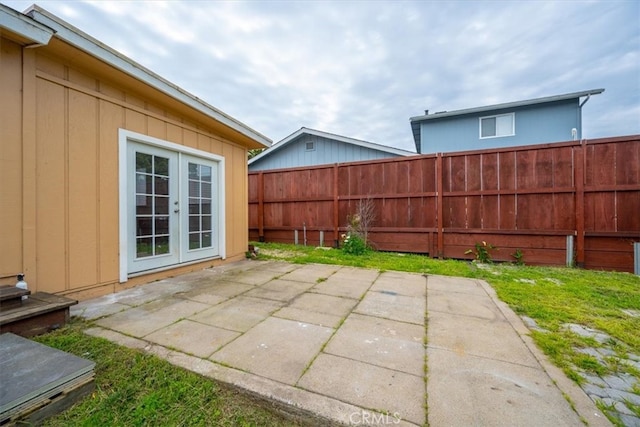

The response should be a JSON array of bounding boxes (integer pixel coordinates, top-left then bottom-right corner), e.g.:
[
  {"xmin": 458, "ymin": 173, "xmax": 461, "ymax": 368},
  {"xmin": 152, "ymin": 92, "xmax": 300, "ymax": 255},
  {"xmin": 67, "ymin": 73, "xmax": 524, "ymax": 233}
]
[
  {"xmin": 0, "ymin": 13, "xmax": 264, "ymax": 299},
  {"xmin": 0, "ymin": 38, "xmax": 24, "ymax": 282}
]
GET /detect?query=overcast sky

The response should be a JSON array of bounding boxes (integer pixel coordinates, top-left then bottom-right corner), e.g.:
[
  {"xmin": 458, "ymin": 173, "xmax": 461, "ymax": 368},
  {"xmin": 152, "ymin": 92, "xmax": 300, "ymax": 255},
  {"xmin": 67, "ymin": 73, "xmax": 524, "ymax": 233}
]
[{"xmin": 4, "ymin": 0, "xmax": 639, "ymax": 151}]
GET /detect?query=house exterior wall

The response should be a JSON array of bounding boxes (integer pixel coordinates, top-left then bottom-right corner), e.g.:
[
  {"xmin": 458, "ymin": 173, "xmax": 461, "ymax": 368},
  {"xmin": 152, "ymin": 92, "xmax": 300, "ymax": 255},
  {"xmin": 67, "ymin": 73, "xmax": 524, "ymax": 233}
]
[
  {"xmin": 419, "ymin": 99, "xmax": 580, "ymax": 154},
  {"xmin": 0, "ymin": 34, "xmax": 250, "ymax": 299},
  {"xmin": 249, "ymin": 134, "xmax": 402, "ymax": 171}
]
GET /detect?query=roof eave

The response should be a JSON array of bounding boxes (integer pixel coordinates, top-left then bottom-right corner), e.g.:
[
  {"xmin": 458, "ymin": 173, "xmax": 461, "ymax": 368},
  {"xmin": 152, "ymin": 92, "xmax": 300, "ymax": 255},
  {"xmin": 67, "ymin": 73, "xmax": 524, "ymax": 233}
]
[
  {"xmin": 0, "ymin": 3, "xmax": 54, "ymax": 46},
  {"xmin": 410, "ymin": 88, "xmax": 605, "ymax": 123},
  {"xmin": 249, "ymin": 127, "xmax": 415, "ymax": 165},
  {"xmin": 25, "ymin": 5, "xmax": 271, "ymax": 148}
]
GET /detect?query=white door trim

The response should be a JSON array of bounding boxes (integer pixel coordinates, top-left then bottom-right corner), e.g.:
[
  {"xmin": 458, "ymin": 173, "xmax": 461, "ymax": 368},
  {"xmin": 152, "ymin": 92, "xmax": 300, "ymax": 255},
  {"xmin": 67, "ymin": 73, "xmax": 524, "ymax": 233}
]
[{"xmin": 118, "ymin": 129, "xmax": 226, "ymax": 283}]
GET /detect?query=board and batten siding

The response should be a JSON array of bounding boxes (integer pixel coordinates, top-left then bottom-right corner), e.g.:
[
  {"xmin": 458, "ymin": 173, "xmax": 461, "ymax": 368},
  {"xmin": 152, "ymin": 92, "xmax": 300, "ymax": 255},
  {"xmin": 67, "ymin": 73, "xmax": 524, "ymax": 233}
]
[
  {"xmin": 249, "ymin": 134, "xmax": 402, "ymax": 171},
  {"xmin": 0, "ymin": 35, "xmax": 249, "ymax": 298},
  {"xmin": 420, "ymin": 99, "xmax": 580, "ymax": 154}
]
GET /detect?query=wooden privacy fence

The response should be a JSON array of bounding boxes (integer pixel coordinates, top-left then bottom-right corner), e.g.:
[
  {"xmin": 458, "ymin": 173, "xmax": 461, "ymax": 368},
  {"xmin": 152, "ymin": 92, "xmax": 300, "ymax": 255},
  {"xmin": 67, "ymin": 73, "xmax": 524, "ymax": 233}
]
[{"xmin": 249, "ymin": 135, "xmax": 640, "ymax": 272}]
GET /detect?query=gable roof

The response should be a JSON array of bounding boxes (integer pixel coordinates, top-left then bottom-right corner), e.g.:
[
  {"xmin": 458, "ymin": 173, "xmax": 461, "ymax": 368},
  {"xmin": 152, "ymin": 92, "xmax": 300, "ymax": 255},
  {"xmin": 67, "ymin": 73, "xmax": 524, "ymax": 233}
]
[
  {"xmin": 0, "ymin": 3, "xmax": 271, "ymax": 149},
  {"xmin": 249, "ymin": 127, "xmax": 414, "ymax": 165},
  {"xmin": 409, "ymin": 89, "xmax": 604, "ymax": 151}
]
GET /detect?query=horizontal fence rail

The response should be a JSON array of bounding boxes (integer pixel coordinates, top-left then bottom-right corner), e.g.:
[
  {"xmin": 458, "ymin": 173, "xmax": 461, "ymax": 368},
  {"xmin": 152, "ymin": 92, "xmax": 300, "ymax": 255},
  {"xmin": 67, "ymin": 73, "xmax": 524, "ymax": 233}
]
[{"xmin": 249, "ymin": 136, "xmax": 640, "ymax": 272}]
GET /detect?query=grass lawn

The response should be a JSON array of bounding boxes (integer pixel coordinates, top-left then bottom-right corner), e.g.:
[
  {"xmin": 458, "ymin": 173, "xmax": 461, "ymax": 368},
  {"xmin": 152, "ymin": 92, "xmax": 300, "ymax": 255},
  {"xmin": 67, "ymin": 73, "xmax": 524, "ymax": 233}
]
[
  {"xmin": 33, "ymin": 322, "xmax": 305, "ymax": 426},
  {"xmin": 31, "ymin": 241, "xmax": 639, "ymax": 425}
]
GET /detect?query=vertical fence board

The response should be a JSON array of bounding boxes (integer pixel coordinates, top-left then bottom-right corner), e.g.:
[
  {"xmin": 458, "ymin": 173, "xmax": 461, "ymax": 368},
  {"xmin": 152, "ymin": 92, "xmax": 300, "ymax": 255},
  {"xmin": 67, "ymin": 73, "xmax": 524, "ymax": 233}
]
[{"xmin": 482, "ymin": 153, "xmax": 499, "ymax": 190}]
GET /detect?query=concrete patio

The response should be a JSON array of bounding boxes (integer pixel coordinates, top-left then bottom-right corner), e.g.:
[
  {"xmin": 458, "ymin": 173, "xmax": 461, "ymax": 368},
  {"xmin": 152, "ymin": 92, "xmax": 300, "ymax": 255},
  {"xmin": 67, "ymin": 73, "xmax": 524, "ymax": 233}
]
[{"xmin": 72, "ymin": 260, "xmax": 608, "ymax": 426}]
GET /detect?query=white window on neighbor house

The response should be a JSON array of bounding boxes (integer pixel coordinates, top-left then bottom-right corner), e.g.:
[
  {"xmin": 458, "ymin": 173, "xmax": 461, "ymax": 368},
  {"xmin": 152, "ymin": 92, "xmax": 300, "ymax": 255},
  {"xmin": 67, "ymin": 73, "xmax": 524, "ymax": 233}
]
[
  {"xmin": 305, "ymin": 141, "xmax": 315, "ymax": 151},
  {"xmin": 479, "ymin": 113, "xmax": 515, "ymax": 139}
]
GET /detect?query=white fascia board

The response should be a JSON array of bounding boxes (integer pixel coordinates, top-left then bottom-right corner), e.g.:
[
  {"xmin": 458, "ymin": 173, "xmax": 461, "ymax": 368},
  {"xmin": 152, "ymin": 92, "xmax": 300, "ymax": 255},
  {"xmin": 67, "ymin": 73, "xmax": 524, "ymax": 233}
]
[
  {"xmin": 0, "ymin": 4, "xmax": 54, "ymax": 46},
  {"xmin": 410, "ymin": 89, "xmax": 605, "ymax": 123},
  {"xmin": 249, "ymin": 127, "xmax": 415, "ymax": 165},
  {"xmin": 26, "ymin": 6, "xmax": 271, "ymax": 148}
]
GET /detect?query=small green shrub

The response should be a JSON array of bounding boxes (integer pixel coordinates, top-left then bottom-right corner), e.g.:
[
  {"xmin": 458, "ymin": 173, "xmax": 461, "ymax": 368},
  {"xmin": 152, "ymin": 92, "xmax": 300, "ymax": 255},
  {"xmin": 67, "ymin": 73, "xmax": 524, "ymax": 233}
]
[
  {"xmin": 511, "ymin": 248, "xmax": 525, "ymax": 265},
  {"xmin": 341, "ymin": 233, "xmax": 367, "ymax": 255},
  {"xmin": 465, "ymin": 241, "xmax": 495, "ymax": 263}
]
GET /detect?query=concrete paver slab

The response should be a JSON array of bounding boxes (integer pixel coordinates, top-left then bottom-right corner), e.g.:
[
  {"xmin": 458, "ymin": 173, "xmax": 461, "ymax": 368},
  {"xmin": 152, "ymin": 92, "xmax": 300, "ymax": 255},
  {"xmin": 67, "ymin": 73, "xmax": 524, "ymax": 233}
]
[
  {"xmin": 311, "ymin": 277, "xmax": 373, "ymax": 300},
  {"xmin": 278, "ymin": 264, "xmax": 339, "ymax": 283},
  {"xmin": 174, "ymin": 290, "xmax": 227, "ymax": 306},
  {"xmin": 426, "ymin": 274, "xmax": 487, "ymax": 296},
  {"xmin": 428, "ymin": 288, "xmax": 503, "ymax": 320},
  {"xmin": 225, "ymin": 269, "xmax": 280, "ymax": 286},
  {"xmin": 330, "ymin": 266, "xmax": 380, "ymax": 282},
  {"xmin": 111, "ymin": 279, "xmax": 197, "ymax": 306},
  {"xmin": 286, "ymin": 292, "xmax": 357, "ymax": 317},
  {"xmin": 273, "ymin": 293, "xmax": 357, "ymax": 327},
  {"xmin": 211, "ymin": 317, "xmax": 333, "ymax": 384},
  {"xmin": 253, "ymin": 261, "xmax": 300, "ymax": 274},
  {"xmin": 95, "ymin": 298, "xmax": 210, "ymax": 338},
  {"xmin": 428, "ymin": 311, "xmax": 539, "ymax": 367},
  {"xmin": 145, "ymin": 319, "xmax": 240, "ymax": 358},
  {"xmin": 274, "ymin": 307, "xmax": 342, "ymax": 328},
  {"xmin": 298, "ymin": 353, "xmax": 425, "ymax": 425},
  {"xmin": 324, "ymin": 313, "xmax": 425, "ymax": 376},
  {"xmin": 355, "ymin": 291, "xmax": 425, "ymax": 325},
  {"xmin": 244, "ymin": 279, "xmax": 315, "ymax": 302},
  {"xmin": 71, "ymin": 298, "xmax": 129, "ymax": 320},
  {"xmin": 427, "ymin": 348, "xmax": 582, "ymax": 427},
  {"xmin": 179, "ymin": 280, "xmax": 253, "ymax": 299},
  {"xmin": 189, "ymin": 296, "xmax": 283, "ymax": 332},
  {"xmin": 369, "ymin": 272, "xmax": 426, "ymax": 297}
]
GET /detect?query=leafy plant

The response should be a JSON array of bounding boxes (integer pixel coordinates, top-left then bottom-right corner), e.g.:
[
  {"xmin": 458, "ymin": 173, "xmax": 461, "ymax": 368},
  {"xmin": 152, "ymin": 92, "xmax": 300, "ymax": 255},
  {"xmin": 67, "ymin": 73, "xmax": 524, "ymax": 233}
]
[
  {"xmin": 346, "ymin": 197, "xmax": 376, "ymax": 248},
  {"xmin": 341, "ymin": 233, "xmax": 368, "ymax": 255},
  {"xmin": 511, "ymin": 248, "xmax": 525, "ymax": 265},
  {"xmin": 465, "ymin": 241, "xmax": 496, "ymax": 263}
]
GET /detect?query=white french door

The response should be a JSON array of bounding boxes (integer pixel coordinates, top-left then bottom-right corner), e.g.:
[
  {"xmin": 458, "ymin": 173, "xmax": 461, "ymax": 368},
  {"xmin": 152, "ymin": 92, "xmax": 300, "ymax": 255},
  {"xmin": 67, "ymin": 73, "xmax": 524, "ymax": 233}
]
[
  {"xmin": 181, "ymin": 154, "xmax": 219, "ymax": 262},
  {"xmin": 122, "ymin": 135, "xmax": 222, "ymax": 278},
  {"xmin": 127, "ymin": 143, "xmax": 179, "ymax": 273}
]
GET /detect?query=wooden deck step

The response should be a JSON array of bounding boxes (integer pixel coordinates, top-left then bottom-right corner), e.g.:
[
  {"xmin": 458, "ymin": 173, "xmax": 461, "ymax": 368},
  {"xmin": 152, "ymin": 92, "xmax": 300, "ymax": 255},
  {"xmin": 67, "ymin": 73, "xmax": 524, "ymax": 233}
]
[
  {"xmin": 0, "ymin": 286, "xmax": 30, "ymax": 311},
  {"xmin": 0, "ymin": 292, "xmax": 77, "ymax": 338}
]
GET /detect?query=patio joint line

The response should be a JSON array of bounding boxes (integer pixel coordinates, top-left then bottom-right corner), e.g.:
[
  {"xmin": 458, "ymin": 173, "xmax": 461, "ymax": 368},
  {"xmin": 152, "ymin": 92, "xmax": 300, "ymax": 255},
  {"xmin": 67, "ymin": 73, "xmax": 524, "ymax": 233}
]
[{"xmin": 293, "ymin": 271, "xmax": 382, "ymax": 387}]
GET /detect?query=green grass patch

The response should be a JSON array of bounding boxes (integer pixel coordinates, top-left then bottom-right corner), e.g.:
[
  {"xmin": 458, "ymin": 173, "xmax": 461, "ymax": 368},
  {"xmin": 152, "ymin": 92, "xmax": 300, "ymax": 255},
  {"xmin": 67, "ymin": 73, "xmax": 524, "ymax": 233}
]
[{"xmin": 33, "ymin": 321, "xmax": 304, "ymax": 426}]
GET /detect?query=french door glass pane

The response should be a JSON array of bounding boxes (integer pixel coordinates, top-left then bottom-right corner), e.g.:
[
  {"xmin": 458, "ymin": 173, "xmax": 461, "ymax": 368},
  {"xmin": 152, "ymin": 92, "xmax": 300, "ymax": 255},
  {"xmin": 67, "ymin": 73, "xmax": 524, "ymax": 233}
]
[
  {"xmin": 135, "ymin": 151, "xmax": 172, "ymax": 259},
  {"xmin": 187, "ymin": 162, "xmax": 213, "ymax": 250},
  {"xmin": 136, "ymin": 153, "xmax": 152, "ymax": 173}
]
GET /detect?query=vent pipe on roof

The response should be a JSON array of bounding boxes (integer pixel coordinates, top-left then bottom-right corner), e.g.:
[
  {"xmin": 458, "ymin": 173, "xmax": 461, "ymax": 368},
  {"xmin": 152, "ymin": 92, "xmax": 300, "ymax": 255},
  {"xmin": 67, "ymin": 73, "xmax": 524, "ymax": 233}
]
[{"xmin": 424, "ymin": 110, "xmax": 429, "ymax": 115}]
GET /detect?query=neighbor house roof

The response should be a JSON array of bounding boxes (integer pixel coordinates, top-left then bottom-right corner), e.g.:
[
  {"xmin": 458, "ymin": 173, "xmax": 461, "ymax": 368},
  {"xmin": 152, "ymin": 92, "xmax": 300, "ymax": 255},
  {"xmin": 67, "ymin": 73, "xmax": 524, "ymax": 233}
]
[
  {"xmin": 0, "ymin": 3, "xmax": 271, "ymax": 148},
  {"xmin": 249, "ymin": 127, "xmax": 414, "ymax": 165},
  {"xmin": 409, "ymin": 89, "xmax": 605, "ymax": 149}
]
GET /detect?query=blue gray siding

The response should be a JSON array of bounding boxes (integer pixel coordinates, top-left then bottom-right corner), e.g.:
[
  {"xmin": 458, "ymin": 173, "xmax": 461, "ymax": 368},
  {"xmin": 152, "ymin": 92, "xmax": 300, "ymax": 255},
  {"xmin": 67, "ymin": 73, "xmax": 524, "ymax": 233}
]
[
  {"xmin": 420, "ymin": 99, "xmax": 580, "ymax": 154},
  {"xmin": 249, "ymin": 134, "xmax": 403, "ymax": 171}
]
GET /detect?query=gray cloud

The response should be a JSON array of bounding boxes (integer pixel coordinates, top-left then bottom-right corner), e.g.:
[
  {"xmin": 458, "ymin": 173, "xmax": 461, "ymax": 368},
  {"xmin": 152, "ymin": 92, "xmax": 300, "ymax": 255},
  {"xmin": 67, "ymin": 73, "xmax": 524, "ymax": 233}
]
[{"xmin": 5, "ymin": 0, "xmax": 638, "ymax": 151}]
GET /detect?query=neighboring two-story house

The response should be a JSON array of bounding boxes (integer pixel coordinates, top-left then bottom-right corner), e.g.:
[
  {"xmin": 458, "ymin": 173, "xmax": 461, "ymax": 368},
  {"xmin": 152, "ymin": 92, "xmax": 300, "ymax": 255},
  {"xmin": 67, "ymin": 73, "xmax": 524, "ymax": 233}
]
[
  {"xmin": 248, "ymin": 127, "xmax": 415, "ymax": 171},
  {"xmin": 410, "ymin": 89, "xmax": 604, "ymax": 154}
]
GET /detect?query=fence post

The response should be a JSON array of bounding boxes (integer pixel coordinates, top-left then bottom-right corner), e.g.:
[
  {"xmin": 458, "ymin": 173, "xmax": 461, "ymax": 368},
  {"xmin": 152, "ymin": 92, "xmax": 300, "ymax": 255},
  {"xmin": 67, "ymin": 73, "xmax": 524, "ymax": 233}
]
[
  {"xmin": 566, "ymin": 235, "xmax": 575, "ymax": 266},
  {"xmin": 333, "ymin": 164, "xmax": 339, "ymax": 248},
  {"xmin": 436, "ymin": 153, "xmax": 444, "ymax": 258},
  {"xmin": 574, "ymin": 145, "xmax": 585, "ymax": 268},
  {"xmin": 258, "ymin": 172, "xmax": 264, "ymax": 242}
]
